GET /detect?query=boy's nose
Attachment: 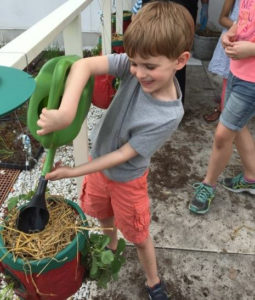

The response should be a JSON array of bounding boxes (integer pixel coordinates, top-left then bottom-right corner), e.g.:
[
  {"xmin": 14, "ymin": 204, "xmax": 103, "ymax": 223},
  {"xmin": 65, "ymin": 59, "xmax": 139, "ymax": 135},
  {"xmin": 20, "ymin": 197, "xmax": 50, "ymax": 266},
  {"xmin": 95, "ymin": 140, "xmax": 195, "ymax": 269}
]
[{"xmin": 135, "ymin": 68, "xmax": 146, "ymax": 80}]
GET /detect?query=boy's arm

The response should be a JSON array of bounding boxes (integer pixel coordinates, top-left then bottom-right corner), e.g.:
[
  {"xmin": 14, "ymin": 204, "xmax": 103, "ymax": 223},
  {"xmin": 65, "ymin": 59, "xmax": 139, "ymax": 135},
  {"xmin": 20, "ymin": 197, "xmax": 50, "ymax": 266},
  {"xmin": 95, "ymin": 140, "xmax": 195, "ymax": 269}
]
[
  {"xmin": 45, "ymin": 143, "xmax": 138, "ymax": 181},
  {"xmin": 37, "ymin": 55, "xmax": 109, "ymax": 135}
]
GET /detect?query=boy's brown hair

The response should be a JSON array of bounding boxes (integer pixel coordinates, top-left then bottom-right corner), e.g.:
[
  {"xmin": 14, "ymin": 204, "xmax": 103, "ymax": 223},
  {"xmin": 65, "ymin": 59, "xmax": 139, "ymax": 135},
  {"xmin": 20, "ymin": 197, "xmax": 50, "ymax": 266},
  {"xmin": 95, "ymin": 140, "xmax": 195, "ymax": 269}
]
[{"xmin": 124, "ymin": 1, "xmax": 195, "ymax": 59}]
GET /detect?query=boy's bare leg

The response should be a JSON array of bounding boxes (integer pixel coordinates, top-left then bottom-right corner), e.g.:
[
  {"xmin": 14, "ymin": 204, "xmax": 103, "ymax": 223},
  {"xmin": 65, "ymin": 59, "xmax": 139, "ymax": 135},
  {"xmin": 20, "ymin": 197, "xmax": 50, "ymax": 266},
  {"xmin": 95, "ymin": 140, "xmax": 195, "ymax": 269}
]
[
  {"xmin": 204, "ymin": 122, "xmax": 237, "ymax": 185},
  {"xmin": 135, "ymin": 235, "xmax": 160, "ymax": 287},
  {"xmin": 99, "ymin": 217, "xmax": 118, "ymax": 250},
  {"xmin": 234, "ymin": 126, "xmax": 255, "ymax": 179}
]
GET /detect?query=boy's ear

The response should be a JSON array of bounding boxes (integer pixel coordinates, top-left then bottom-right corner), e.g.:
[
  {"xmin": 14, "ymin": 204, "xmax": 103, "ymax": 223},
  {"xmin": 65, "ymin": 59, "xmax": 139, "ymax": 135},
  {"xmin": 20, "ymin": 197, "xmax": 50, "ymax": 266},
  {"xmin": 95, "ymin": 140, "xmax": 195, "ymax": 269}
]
[{"xmin": 176, "ymin": 51, "xmax": 190, "ymax": 71}]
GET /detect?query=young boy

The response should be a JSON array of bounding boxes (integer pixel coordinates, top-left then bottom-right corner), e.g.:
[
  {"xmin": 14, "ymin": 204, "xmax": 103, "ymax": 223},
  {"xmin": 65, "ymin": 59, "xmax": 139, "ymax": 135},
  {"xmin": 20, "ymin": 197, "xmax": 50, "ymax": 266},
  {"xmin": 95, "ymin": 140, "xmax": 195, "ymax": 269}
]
[
  {"xmin": 37, "ymin": 2, "xmax": 194, "ymax": 299},
  {"xmin": 189, "ymin": 0, "xmax": 255, "ymax": 215}
]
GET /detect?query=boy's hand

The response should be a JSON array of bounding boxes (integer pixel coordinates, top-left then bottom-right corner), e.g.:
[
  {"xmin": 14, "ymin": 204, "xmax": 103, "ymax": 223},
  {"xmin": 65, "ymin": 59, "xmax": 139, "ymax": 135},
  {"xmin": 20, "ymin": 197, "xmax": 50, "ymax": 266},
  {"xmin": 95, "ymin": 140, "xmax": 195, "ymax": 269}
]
[
  {"xmin": 225, "ymin": 41, "xmax": 255, "ymax": 60},
  {"xmin": 45, "ymin": 162, "xmax": 73, "ymax": 180},
  {"xmin": 37, "ymin": 108, "xmax": 70, "ymax": 135}
]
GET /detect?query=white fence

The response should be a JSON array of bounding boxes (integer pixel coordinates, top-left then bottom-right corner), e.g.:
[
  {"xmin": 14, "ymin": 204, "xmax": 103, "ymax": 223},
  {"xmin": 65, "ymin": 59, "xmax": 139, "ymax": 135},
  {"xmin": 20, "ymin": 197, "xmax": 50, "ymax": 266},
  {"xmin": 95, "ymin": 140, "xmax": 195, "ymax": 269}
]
[{"xmin": 0, "ymin": 0, "xmax": 128, "ymax": 192}]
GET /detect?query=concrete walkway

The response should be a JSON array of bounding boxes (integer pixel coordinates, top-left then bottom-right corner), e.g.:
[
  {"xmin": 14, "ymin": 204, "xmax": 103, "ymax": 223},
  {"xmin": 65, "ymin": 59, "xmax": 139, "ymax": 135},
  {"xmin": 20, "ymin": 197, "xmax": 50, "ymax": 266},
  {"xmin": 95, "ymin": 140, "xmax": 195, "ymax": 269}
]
[{"xmin": 88, "ymin": 60, "xmax": 255, "ymax": 300}]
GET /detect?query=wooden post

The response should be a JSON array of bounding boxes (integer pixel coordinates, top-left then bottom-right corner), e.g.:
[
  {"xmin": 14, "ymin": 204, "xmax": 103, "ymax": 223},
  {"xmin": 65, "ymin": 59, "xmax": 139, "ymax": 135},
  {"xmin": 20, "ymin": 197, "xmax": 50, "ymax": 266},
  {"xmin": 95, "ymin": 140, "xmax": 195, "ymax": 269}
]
[
  {"xmin": 116, "ymin": 0, "xmax": 123, "ymax": 35},
  {"xmin": 63, "ymin": 15, "xmax": 89, "ymax": 196},
  {"xmin": 101, "ymin": 0, "xmax": 112, "ymax": 55}
]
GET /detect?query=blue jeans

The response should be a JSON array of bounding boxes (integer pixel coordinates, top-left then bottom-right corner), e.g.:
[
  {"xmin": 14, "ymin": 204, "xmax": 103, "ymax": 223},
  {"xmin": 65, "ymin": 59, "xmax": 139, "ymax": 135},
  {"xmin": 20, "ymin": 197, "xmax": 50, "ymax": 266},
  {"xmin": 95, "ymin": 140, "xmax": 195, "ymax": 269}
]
[{"xmin": 220, "ymin": 72, "xmax": 255, "ymax": 131}]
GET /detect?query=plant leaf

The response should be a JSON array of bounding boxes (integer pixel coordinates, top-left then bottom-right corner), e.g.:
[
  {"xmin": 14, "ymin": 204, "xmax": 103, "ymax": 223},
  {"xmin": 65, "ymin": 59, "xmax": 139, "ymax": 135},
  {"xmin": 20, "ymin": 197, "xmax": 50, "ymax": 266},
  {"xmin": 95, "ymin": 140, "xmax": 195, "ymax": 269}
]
[
  {"xmin": 81, "ymin": 240, "xmax": 89, "ymax": 257},
  {"xmin": 101, "ymin": 250, "xmax": 114, "ymax": 265},
  {"xmin": 89, "ymin": 233, "xmax": 99, "ymax": 245},
  {"xmin": 7, "ymin": 196, "xmax": 19, "ymax": 211},
  {"xmin": 24, "ymin": 190, "xmax": 34, "ymax": 200},
  {"xmin": 111, "ymin": 258, "xmax": 122, "ymax": 274},
  {"xmin": 116, "ymin": 238, "xmax": 126, "ymax": 255},
  {"xmin": 97, "ymin": 270, "xmax": 111, "ymax": 289},
  {"xmin": 90, "ymin": 256, "xmax": 98, "ymax": 277},
  {"xmin": 119, "ymin": 255, "xmax": 126, "ymax": 265},
  {"xmin": 112, "ymin": 272, "xmax": 119, "ymax": 281},
  {"xmin": 99, "ymin": 235, "xmax": 111, "ymax": 250}
]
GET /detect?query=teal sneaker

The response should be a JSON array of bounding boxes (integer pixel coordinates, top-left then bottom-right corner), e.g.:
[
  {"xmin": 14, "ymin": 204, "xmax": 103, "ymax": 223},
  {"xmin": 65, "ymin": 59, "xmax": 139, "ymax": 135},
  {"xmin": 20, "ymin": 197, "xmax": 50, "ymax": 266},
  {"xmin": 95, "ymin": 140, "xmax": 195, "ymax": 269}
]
[
  {"xmin": 222, "ymin": 173, "xmax": 255, "ymax": 194},
  {"xmin": 189, "ymin": 182, "xmax": 215, "ymax": 214}
]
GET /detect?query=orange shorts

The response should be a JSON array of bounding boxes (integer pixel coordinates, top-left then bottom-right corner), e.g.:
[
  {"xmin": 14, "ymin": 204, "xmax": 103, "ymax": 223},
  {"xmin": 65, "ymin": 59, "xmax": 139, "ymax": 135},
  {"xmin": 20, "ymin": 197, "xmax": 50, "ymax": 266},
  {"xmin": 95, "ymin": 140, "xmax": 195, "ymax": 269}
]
[{"xmin": 80, "ymin": 169, "xmax": 150, "ymax": 244}]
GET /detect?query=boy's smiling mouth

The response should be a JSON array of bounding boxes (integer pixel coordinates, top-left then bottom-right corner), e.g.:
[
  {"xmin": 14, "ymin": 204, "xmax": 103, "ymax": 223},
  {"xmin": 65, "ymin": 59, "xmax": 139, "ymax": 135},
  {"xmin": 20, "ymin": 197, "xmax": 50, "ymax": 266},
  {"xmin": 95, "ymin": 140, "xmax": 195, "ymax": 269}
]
[{"xmin": 140, "ymin": 79, "xmax": 154, "ymax": 87}]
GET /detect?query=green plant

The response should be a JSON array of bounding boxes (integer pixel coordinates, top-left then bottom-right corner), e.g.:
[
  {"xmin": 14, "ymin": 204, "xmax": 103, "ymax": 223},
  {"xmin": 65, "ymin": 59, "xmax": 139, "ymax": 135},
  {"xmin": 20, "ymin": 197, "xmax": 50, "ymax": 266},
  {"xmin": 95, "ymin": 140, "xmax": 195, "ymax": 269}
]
[
  {"xmin": 113, "ymin": 77, "xmax": 121, "ymax": 91},
  {"xmin": 7, "ymin": 191, "xmax": 35, "ymax": 212},
  {"xmin": 83, "ymin": 233, "xmax": 126, "ymax": 288},
  {"xmin": 0, "ymin": 136, "xmax": 14, "ymax": 161},
  {"xmin": 7, "ymin": 187, "xmax": 49, "ymax": 212},
  {"xmin": 0, "ymin": 281, "xmax": 15, "ymax": 300},
  {"xmin": 90, "ymin": 43, "xmax": 102, "ymax": 57},
  {"xmin": 42, "ymin": 48, "xmax": 64, "ymax": 60}
]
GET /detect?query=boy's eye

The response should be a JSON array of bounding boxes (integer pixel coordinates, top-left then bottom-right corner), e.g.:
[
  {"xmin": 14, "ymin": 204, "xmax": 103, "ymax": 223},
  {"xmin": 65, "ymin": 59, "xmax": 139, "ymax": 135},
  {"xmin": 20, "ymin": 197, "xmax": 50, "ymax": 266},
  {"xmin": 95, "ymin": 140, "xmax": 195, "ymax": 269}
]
[
  {"xmin": 130, "ymin": 62, "xmax": 137, "ymax": 67},
  {"xmin": 146, "ymin": 65, "xmax": 156, "ymax": 70}
]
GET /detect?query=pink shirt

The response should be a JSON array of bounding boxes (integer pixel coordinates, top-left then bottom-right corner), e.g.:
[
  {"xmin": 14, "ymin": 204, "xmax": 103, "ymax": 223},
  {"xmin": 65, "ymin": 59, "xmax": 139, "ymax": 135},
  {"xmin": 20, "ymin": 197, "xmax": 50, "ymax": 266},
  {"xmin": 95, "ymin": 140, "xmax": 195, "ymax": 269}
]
[{"xmin": 230, "ymin": 0, "xmax": 255, "ymax": 82}]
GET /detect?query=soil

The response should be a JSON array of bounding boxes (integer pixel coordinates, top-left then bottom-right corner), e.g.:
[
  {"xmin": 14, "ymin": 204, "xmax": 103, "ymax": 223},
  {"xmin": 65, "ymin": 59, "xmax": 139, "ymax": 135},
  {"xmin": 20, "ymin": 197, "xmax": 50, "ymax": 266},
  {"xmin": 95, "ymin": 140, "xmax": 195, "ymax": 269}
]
[
  {"xmin": 196, "ymin": 28, "xmax": 221, "ymax": 37},
  {"xmin": 0, "ymin": 105, "xmax": 43, "ymax": 170}
]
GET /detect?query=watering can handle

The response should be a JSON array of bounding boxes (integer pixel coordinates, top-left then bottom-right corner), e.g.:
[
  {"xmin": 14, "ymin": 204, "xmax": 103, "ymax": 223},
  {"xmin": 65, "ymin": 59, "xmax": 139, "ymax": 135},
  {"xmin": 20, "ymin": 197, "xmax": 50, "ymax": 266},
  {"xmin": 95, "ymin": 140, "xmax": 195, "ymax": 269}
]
[{"xmin": 27, "ymin": 55, "xmax": 93, "ymax": 150}]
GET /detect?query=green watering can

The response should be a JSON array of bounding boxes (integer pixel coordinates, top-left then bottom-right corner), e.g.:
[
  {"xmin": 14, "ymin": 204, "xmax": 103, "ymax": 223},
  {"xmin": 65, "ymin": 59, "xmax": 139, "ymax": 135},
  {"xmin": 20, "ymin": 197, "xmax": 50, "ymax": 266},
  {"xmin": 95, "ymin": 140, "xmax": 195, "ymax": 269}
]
[{"xmin": 17, "ymin": 55, "xmax": 94, "ymax": 233}]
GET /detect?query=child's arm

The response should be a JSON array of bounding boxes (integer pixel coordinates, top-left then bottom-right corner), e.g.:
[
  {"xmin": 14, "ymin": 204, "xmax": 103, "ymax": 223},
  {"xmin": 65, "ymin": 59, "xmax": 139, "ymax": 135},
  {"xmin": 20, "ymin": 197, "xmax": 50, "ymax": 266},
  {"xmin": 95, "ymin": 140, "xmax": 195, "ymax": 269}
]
[
  {"xmin": 222, "ymin": 22, "xmax": 238, "ymax": 48},
  {"xmin": 37, "ymin": 55, "xmax": 109, "ymax": 135},
  {"xmin": 45, "ymin": 142, "xmax": 137, "ymax": 180},
  {"xmin": 200, "ymin": 0, "xmax": 209, "ymax": 30},
  {"xmin": 219, "ymin": 0, "xmax": 236, "ymax": 29}
]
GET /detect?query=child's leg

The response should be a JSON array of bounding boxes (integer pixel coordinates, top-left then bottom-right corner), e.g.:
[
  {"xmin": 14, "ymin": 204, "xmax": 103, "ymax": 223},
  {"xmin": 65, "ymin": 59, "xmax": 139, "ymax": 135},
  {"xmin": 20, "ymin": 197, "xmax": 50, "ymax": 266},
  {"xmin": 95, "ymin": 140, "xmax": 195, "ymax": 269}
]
[
  {"xmin": 79, "ymin": 170, "xmax": 118, "ymax": 249},
  {"xmin": 235, "ymin": 126, "xmax": 255, "ymax": 179},
  {"xmin": 220, "ymin": 78, "xmax": 227, "ymax": 111},
  {"xmin": 109, "ymin": 170, "xmax": 164, "ymax": 286},
  {"xmin": 204, "ymin": 122, "xmax": 237, "ymax": 186},
  {"xmin": 204, "ymin": 72, "xmax": 255, "ymax": 185},
  {"xmin": 99, "ymin": 217, "xmax": 118, "ymax": 250},
  {"xmin": 134, "ymin": 235, "xmax": 160, "ymax": 287}
]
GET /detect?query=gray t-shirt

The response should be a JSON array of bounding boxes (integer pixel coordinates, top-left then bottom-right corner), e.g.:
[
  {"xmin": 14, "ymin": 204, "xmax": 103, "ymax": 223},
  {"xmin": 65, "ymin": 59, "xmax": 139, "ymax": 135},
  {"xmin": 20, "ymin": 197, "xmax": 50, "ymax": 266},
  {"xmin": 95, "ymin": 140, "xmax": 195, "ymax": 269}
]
[{"xmin": 91, "ymin": 53, "xmax": 184, "ymax": 182}]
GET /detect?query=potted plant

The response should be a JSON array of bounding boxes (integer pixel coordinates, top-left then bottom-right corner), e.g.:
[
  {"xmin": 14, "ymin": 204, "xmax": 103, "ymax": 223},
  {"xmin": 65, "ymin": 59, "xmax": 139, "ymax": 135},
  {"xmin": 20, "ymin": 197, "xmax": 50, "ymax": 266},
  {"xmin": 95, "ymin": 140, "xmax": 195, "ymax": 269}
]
[{"xmin": 0, "ymin": 194, "xmax": 126, "ymax": 299}]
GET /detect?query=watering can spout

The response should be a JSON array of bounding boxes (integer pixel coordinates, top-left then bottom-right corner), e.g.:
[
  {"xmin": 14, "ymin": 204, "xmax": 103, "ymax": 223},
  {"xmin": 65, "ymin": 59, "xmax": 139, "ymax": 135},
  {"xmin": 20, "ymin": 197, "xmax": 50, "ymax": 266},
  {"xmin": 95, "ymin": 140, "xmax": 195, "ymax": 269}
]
[{"xmin": 17, "ymin": 177, "xmax": 49, "ymax": 233}]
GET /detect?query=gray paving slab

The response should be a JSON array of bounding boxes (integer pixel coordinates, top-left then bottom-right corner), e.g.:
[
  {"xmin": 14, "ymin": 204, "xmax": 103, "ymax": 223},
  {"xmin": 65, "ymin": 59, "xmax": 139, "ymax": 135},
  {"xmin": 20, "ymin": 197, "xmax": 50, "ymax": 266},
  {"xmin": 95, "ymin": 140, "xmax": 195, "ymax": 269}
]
[
  {"xmin": 89, "ymin": 247, "xmax": 255, "ymax": 300},
  {"xmin": 148, "ymin": 64, "xmax": 255, "ymax": 254}
]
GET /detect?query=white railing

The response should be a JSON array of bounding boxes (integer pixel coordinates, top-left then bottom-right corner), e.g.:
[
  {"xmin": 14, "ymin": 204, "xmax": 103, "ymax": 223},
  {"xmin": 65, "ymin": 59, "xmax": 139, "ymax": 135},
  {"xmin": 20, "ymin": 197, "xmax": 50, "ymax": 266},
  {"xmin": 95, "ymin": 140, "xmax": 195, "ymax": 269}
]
[{"xmin": 0, "ymin": 0, "xmax": 126, "ymax": 193}]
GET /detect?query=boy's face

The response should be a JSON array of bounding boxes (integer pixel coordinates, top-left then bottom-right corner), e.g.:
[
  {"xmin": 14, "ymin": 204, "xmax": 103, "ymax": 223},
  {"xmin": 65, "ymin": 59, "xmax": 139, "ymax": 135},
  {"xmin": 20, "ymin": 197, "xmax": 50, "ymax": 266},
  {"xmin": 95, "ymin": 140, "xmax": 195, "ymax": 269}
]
[{"xmin": 129, "ymin": 54, "xmax": 178, "ymax": 100}]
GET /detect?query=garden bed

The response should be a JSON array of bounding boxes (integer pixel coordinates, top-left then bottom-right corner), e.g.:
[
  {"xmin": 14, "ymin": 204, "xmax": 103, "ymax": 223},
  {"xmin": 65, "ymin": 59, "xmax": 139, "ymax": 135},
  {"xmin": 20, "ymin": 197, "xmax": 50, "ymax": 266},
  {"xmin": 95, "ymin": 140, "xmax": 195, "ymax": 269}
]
[{"xmin": 0, "ymin": 105, "xmax": 43, "ymax": 170}]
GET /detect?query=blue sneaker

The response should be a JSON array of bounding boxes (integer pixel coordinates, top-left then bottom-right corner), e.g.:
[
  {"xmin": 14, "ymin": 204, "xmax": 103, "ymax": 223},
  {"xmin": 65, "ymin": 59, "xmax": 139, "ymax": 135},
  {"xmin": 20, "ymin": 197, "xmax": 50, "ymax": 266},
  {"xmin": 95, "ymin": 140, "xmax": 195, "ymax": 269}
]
[
  {"xmin": 189, "ymin": 182, "xmax": 215, "ymax": 214},
  {"xmin": 222, "ymin": 173, "xmax": 255, "ymax": 194},
  {"xmin": 146, "ymin": 281, "xmax": 170, "ymax": 300}
]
